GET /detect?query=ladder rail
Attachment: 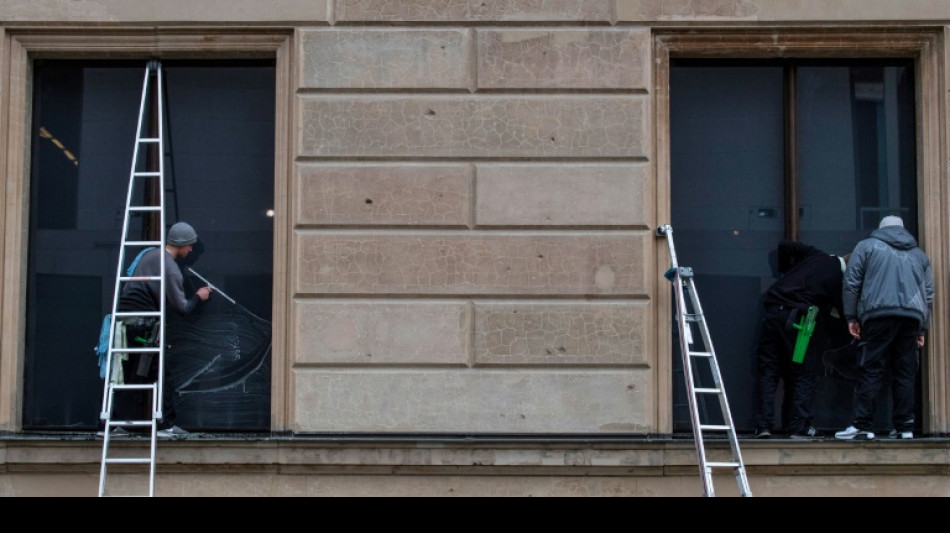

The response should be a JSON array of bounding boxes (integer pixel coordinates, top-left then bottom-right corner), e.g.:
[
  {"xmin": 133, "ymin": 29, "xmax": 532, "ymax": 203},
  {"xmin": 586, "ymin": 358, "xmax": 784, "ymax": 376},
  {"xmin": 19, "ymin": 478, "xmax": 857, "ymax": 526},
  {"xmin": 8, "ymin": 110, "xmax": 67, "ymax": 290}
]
[
  {"xmin": 657, "ymin": 224, "xmax": 753, "ymax": 497},
  {"xmin": 684, "ymin": 278, "xmax": 750, "ymax": 492},
  {"xmin": 99, "ymin": 59, "xmax": 167, "ymax": 498},
  {"xmin": 99, "ymin": 63, "xmax": 155, "ymax": 421},
  {"xmin": 155, "ymin": 59, "xmax": 167, "ymax": 424}
]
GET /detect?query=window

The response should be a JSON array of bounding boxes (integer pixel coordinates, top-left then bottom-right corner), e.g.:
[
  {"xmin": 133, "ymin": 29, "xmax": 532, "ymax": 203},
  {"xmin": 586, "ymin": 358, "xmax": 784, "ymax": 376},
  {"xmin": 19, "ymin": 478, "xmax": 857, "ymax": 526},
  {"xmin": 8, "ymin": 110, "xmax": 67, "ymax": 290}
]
[
  {"xmin": 668, "ymin": 58, "xmax": 918, "ymax": 433},
  {"xmin": 23, "ymin": 60, "xmax": 276, "ymax": 432}
]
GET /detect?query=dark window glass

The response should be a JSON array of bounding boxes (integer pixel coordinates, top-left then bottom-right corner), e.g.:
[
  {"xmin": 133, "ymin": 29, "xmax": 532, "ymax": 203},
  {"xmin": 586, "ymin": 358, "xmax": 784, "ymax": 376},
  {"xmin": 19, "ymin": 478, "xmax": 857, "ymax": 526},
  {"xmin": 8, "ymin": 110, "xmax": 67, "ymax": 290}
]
[
  {"xmin": 670, "ymin": 59, "xmax": 918, "ymax": 434},
  {"xmin": 24, "ymin": 60, "xmax": 276, "ymax": 432}
]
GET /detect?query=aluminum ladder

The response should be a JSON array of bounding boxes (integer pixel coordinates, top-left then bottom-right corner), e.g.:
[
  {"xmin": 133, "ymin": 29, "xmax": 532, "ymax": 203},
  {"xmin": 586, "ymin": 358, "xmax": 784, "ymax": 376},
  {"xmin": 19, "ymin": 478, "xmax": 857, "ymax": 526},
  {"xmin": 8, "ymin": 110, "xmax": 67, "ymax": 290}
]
[
  {"xmin": 98, "ymin": 60, "xmax": 168, "ymax": 498},
  {"xmin": 656, "ymin": 224, "xmax": 753, "ymax": 497}
]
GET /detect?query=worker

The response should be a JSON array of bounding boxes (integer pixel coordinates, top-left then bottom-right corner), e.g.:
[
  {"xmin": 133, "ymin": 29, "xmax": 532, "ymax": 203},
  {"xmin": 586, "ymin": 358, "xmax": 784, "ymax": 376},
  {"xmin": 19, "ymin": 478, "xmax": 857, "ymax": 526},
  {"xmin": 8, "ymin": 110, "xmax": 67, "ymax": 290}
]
[
  {"xmin": 113, "ymin": 221, "xmax": 211, "ymax": 438},
  {"xmin": 753, "ymin": 240, "xmax": 848, "ymax": 439}
]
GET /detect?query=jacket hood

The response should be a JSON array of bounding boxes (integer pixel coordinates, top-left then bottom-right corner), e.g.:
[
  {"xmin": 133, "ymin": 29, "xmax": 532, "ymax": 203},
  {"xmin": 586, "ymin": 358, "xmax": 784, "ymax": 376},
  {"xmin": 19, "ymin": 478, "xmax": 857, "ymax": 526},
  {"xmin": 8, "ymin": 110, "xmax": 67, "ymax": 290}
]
[{"xmin": 870, "ymin": 225, "xmax": 918, "ymax": 250}]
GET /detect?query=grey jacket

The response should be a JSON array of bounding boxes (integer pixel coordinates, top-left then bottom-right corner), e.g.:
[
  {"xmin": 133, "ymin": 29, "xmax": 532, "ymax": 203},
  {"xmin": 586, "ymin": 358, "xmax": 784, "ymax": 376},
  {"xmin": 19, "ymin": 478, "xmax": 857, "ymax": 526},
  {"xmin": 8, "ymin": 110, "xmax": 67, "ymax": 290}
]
[
  {"xmin": 842, "ymin": 225, "xmax": 934, "ymax": 333},
  {"xmin": 118, "ymin": 247, "xmax": 199, "ymax": 316}
]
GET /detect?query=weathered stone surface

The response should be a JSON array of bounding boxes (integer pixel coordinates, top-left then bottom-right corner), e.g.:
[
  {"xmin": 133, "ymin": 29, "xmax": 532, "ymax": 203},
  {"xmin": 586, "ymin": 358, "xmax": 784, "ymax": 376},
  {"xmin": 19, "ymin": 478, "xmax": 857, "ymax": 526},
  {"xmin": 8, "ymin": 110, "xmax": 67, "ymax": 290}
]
[
  {"xmin": 294, "ymin": 369, "xmax": 650, "ymax": 432},
  {"xmin": 295, "ymin": 233, "xmax": 648, "ymax": 295},
  {"xmin": 299, "ymin": 97, "xmax": 647, "ymax": 158},
  {"xmin": 299, "ymin": 29, "xmax": 471, "ymax": 89},
  {"xmin": 616, "ymin": 0, "xmax": 950, "ymax": 21},
  {"xmin": 0, "ymin": 0, "xmax": 325, "ymax": 22},
  {"xmin": 617, "ymin": 0, "xmax": 758, "ymax": 20},
  {"xmin": 297, "ymin": 164, "xmax": 472, "ymax": 227},
  {"xmin": 334, "ymin": 0, "xmax": 612, "ymax": 22},
  {"xmin": 475, "ymin": 163, "xmax": 648, "ymax": 227},
  {"xmin": 294, "ymin": 300, "xmax": 470, "ymax": 364},
  {"xmin": 474, "ymin": 302, "xmax": 648, "ymax": 365},
  {"xmin": 477, "ymin": 29, "xmax": 650, "ymax": 90}
]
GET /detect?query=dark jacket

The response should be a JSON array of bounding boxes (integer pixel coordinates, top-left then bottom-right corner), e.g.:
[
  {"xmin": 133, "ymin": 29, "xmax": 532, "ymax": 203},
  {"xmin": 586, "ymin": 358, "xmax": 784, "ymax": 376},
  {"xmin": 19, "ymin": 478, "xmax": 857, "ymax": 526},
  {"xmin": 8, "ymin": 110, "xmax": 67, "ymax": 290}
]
[
  {"xmin": 117, "ymin": 247, "xmax": 198, "ymax": 315},
  {"xmin": 842, "ymin": 225, "xmax": 934, "ymax": 333},
  {"xmin": 764, "ymin": 241, "xmax": 845, "ymax": 318}
]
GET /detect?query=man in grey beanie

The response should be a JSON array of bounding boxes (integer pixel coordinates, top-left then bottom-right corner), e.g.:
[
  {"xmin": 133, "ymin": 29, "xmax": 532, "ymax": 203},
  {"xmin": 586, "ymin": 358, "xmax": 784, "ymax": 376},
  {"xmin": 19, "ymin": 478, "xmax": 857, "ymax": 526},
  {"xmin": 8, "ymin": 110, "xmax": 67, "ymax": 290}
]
[
  {"xmin": 113, "ymin": 221, "xmax": 212, "ymax": 438},
  {"xmin": 835, "ymin": 215, "xmax": 934, "ymax": 441}
]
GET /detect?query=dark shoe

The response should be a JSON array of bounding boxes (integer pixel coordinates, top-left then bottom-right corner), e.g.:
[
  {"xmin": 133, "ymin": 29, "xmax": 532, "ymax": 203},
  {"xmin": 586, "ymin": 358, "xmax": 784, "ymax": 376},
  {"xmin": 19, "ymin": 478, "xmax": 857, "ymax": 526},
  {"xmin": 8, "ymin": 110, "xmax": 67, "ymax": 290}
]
[
  {"xmin": 753, "ymin": 427, "xmax": 772, "ymax": 439},
  {"xmin": 790, "ymin": 426, "xmax": 822, "ymax": 440},
  {"xmin": 888, "ymin": 429, "xmax": 913, "ymax": 440}
]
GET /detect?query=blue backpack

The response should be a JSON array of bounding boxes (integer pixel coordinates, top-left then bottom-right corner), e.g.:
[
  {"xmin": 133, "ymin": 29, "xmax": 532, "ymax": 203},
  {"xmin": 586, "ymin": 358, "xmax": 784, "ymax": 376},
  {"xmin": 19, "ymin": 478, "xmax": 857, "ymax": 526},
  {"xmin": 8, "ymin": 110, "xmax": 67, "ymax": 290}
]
[{"xmin": 95, "ymin": 247, "xmax": 156, "ymax": 378}]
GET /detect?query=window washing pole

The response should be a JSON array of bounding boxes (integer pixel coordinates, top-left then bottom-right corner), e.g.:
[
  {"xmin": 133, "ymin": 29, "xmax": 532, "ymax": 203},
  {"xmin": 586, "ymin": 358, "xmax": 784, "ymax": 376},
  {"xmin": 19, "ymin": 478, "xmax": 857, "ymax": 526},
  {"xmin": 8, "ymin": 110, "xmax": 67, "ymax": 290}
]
[{"xmin": 187, "ymin": 267, "xmax": 236, "ymax": 305}]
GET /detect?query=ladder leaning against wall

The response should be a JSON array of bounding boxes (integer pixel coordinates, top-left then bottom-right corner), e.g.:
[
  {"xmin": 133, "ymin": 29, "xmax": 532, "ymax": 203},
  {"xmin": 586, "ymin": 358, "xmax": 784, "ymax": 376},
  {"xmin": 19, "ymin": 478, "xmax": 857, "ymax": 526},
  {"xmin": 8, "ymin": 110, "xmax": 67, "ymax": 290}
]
[
  {"xmin": 656, "ymin": 224, "xmax": 753, "ymax": 497},
  {"xmin": 98, "ymin": 60, "xmax": 168, "ymax": 498}
]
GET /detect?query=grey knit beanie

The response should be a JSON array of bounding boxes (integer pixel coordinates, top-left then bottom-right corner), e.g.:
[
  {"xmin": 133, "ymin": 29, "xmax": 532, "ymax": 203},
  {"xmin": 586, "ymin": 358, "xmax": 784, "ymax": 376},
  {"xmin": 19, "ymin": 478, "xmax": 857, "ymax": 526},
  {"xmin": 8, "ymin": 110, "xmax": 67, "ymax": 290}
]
[{"xmin": 167, "ymin": 222, "xmax": 198, "ymax": 246}]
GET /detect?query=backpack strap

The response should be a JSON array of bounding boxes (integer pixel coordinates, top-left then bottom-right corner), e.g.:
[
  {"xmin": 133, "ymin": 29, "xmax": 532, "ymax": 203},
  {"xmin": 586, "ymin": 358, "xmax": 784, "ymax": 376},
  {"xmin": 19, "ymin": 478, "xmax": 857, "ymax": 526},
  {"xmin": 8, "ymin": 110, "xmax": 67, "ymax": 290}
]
[{"xmin": 126, "ymin": 247, "xmax": 156, "ymax": 276}]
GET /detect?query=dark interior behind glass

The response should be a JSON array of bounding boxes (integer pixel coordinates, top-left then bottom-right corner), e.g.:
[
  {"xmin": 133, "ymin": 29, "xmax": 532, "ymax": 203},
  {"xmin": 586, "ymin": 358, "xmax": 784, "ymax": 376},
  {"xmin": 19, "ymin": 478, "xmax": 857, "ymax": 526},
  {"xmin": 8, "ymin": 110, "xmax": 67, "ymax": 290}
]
[
  {"xmin": 24, "ymin": 60, "xmax": 275, "ymax": 432},
  {"xmin": 670, "ymin": 58, "xmax": 918, "ymax": 435}
]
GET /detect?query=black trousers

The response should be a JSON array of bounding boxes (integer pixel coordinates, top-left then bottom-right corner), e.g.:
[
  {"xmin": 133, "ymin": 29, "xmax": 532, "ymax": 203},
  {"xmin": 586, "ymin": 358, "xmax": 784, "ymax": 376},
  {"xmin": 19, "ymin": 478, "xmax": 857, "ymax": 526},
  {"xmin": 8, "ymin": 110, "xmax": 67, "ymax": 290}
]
[
  {"xmin": 851, "ymin": 316, "xmax": 919, "ymax": 432},
  {"xmin": 754, "ymin": 305, "xmax": 820, "ymax": 434}
]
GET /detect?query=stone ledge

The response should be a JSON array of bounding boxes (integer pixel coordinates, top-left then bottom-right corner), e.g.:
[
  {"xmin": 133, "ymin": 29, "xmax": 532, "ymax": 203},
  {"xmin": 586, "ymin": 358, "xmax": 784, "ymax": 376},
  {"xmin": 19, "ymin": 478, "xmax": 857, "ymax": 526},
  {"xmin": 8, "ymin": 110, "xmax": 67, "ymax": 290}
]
[
  {"xmin": 3, "ymin": 433, "xmax": 949, "ymax": 471},
  {"xmin": 4, "ymin": 434, "xmax": 950, "ymax": 496}
]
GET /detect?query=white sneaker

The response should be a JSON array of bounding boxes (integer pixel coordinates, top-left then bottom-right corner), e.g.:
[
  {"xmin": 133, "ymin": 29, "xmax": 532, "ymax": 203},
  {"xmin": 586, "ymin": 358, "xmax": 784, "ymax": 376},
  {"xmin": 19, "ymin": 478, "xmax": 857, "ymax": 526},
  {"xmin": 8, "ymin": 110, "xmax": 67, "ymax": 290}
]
[
  {"xmin": 157, "ymin": 425, "xmax": 189, "ymax": 439},
  {"xmin": 888, "ymin": 429, "xmax": 913, "ymax": 440},
  {"xmin": 835, "ymin": 425, "xmax": 875, "ymax": 440}
]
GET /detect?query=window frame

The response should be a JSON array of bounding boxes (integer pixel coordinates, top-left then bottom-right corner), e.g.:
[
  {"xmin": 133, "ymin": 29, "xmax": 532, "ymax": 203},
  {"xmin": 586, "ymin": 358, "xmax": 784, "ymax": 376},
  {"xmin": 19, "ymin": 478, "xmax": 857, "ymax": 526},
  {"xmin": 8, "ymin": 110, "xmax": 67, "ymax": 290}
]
[
  {"xmin": 0, "ymin": 29, "xmax": 294, "ymax": 432},
  {"xmin": 653, "ymin": 28, "xmax": 947, "ymax": 435}
]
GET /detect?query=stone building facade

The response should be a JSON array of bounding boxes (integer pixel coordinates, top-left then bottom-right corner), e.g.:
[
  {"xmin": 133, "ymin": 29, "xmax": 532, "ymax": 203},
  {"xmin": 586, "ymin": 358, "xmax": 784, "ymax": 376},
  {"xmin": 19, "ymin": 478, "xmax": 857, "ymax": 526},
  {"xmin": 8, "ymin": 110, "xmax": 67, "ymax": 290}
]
[{"xmin": 0, "ymin": 1, "xmax": 949, "ymax": 496}]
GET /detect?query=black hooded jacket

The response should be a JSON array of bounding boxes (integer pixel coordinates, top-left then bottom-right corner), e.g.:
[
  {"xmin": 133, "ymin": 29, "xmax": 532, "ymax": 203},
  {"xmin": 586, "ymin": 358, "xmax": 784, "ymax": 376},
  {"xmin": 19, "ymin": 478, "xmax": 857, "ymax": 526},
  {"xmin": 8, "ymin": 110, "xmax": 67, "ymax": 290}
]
[{"xmin": 763, "ymin": 241, "xmax": 845, "ymax": 319}]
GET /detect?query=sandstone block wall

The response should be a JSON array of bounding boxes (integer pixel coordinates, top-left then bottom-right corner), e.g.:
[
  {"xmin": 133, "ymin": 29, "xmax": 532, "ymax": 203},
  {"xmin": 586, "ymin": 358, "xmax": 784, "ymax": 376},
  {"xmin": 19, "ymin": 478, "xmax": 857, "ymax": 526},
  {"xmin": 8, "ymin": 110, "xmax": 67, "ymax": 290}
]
[{"xmin": 293, "ymin": 20, "xmax": 654, "ymax": 433}]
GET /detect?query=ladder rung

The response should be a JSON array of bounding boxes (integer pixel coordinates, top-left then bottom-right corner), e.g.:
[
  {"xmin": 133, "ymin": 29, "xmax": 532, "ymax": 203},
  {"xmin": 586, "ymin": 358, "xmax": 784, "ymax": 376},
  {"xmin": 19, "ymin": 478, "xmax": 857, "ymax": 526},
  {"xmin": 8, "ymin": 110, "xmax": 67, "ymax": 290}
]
[
  {"xmin": 114, "ymin": 311, "xmax": 161, "ymax": 317},
  {"xmin": 110, "ymin": 384, "xmax": 158, "ymax": 391},
  {"xmin": 693, "ymin": 387, "xmax": 722, "ymax": 394},
  {"xmin": 689, "ymin": 351, "xmax": 712, "ymax": 358},
  {"xmin": 133, "ymin": 172, "xmax": 161, "ymax": 177},
  {"xmin": 105, "ymin": 458, "xmax": 154, "ymax": 465},
  {"xmin": 110, "ymin": 347, "xmax": 161, "ymax": 354},
  {"xmin": 699, "ymin": 424, "xmax": 732, "ymax": 431},
  {"xmin": 108, "ymin": 420, "xmax": 154, "ymax": 427},
  {"xmin": 124, "ymin": 241, "xmax": 163, "ymax": 247},
  {"xmin": 129, "ymin": 206, "xmax": 162, "ymax": 212},
  {"xmin": 118, "ymin": 276, "xmax": 162, "ymax": 281},
  {"xmin": 705, "ymin": 462, "xmax": 742, "ymax": 469},
  {"xmin": 139, "ymin": 138, "xmax": 160, "ymax": 143}
]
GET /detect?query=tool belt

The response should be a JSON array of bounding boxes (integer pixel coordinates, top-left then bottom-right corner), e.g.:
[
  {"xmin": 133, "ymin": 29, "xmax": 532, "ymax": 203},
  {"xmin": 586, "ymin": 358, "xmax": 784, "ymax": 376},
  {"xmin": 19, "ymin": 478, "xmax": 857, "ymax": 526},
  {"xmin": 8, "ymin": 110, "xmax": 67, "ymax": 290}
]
[
  {"xmin": 121, "ymin": 317, "xmax": 160, "ymax": 377},
  {"xmin": 122, "ymin": 317, "xmax": 158, "ymax": 329},
  {"xmin": 122, "ymin": 317, "xmax": 158, "ymax": 346}
]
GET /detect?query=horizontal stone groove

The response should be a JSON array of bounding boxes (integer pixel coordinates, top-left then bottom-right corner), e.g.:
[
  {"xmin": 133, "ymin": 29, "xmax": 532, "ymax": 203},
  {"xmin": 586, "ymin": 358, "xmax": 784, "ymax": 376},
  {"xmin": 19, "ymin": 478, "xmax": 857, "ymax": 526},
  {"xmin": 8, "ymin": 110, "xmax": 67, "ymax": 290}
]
[
  {"xmin": 298, "ymin": 93, "xmax": 641, "ymax": 101},
  {"xmin": 292, "ymin": 298, "xmax": 647, "ymax": 304},
  {"xmin": 291, "ymin": 362, "xmax": 650, "ymax": 369},
  {"xmin": 293, "ymin": 229, "xmax": 649, "ymax": 236},
  {"xmin": 292, "ymin": 294, "xmax": 649, "ymax": 300},
  {"xmin": 328, "ymin": 22, "xmax": 618, "ymax": 28},
  {"xmin": 293, "ymin": 224, "xmax": 646, "ymax": 231},
  {"xmin": 297, "ymin": 88, "xmax": 475, "ymax": 95},
  {"xmin": 294, "ymin": 156, "xmax": 650, "ymax": 163},
  {"xmin": 296, "ymin": 88, "xmax": 648, "ymax": 95}
]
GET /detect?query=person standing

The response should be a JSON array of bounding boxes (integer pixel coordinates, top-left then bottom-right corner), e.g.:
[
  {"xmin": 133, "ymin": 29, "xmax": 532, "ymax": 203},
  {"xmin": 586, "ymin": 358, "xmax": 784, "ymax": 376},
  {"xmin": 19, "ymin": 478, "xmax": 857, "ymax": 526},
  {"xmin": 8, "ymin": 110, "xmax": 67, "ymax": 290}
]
[
  {"xmin": 113, "ymin": 221, "xmax": 211, "ymax": 438},
  {"xmin": 753, "ymin": 240, "xmax": 849, "ymax": 439},
  {"xmin": 835, "ymin": 215, "xmax": 934, "ymax": 441}
]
